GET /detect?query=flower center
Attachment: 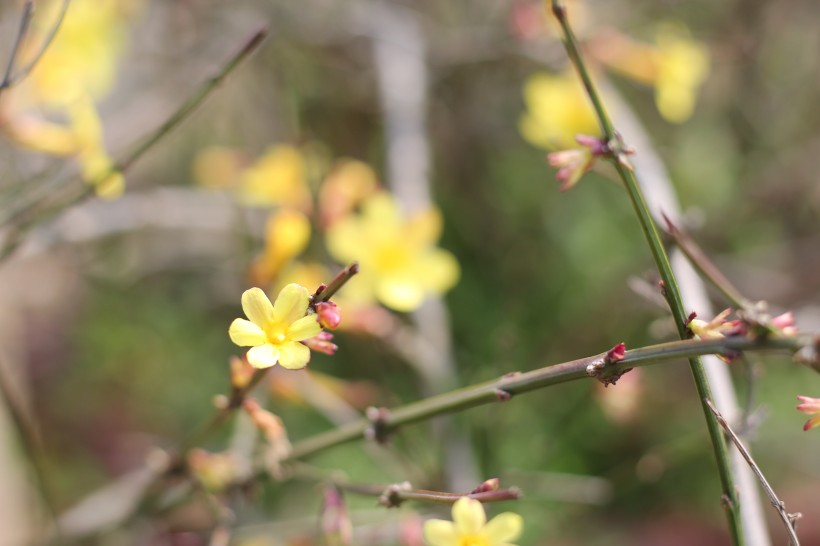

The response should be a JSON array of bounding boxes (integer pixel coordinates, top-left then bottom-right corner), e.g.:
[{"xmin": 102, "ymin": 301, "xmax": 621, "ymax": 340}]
[
  {"xmin": 373, "ymin": 243, "xmax": 410, "ymax": 273},
  {"xmin": 265, "ymin": 322, "xmax": 289, "ymax": 345},
  {"xmin": 458, "ymin": 536, "xmax": 489, "ymax": 546}
]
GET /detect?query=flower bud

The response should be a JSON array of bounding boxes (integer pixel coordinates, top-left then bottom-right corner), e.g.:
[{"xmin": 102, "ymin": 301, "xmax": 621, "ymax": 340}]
[{"xmin": 316, "ymin": 301, "xmax": 342, "ymax": 330}]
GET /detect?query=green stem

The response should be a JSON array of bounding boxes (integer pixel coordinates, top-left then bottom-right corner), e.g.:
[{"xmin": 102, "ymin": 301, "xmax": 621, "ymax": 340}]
[
  {"xmin": 550, "ymin": 2, "xmax": 744, "ymax": 543},
  {"xmin": 285, "ymin": 335, "xmax": 804, "ymax": 462}
]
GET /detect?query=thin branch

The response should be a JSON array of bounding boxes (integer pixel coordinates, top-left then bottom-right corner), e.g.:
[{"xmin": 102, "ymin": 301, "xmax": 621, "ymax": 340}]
[
  {"xmin": 549, "ymin": 2, "xmax": 745, "ymax": 543},
  {"xmin": 0, "ymin": 357, "xmax": 59, "ymax": 535},
  {"xmin": 705, "ymin": 400, "xmax": 801, "ymax": 546},
  {"xmin": 340, "ymin": 481, "xmax": 520, "ymax": 507},
  {"xmin": 3, "ymin": 0, "xmax": 72, "ymax": 90},
  {"xmin": 0, "ymin": 1, "xmax": 34, "ymax": 92},
  {"xmin": 662, "ymin": 214, "xmax": 751, "ymax": 309},
  {"xmin": 285, "ymin": 335, "xmax": 806, "ymax": 461}
]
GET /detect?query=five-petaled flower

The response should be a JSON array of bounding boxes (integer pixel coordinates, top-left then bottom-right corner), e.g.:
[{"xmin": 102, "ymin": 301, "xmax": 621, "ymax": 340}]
[
  {"xmin": 423, "ymin": 497, "xmax": 523, "ymax": 546},
  {"xmin": 229, "ymin": 284, "xmax": 322, "ymax": 369},
  {"xmin": 796, "ymin": 395, "xmax": 820, "ymax": 432}
]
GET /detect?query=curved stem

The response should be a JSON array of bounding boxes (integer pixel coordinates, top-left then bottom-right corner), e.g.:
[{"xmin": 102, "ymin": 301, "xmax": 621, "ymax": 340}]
[{"xmin": 550, "ymin": 2, "xmax": 744, "ymax": 543}]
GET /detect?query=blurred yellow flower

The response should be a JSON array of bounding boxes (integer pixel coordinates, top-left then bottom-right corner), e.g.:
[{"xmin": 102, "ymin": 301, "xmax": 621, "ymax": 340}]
[
  {"xmin": 423, "ymin": 497, "xmax": 523, "ymax": 546},
  {"xmin": 326, "ymin": 192, "xmax": 460, "ymax": 312},
  {"xmin": 519, "ymin": 70, "xmax": 599, "ymax": 150},
  {"xmin": 588, "ymin": 23, "xmax": 709, "ymax": 123},
  {"xmin": 653, "ymin": 23, "xmax": 710, "ymax": 123},
  {"xmin": 237, "ymin": 145, "xmax": 312, "ymax": 210},
  {"xmin": 192, "ymin": 146, "xmax": 244, "ymax": 189},
  {"xmin": 229, "ymin": 285, "xmax": 322, "ymax": 369},
  {"xmin": 67, "ymin": 94, "xmax": 124, "ymax": 198},
  {"xmin": 24, "ymin": 0, "xmax": 132, "ymax": 106},
  {"xmin": 250, "ymin": 209, "xmax": 313, "ymax": 286},
  {"xmin": 319, "ymin": 159, "xmax": 379, "ymax": 227}
]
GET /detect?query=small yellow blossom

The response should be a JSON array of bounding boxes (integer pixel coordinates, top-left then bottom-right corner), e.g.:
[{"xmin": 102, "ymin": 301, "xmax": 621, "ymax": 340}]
[
  {"xmin": 319, "ymin": 159, "xmax": 379, "ymax": 227},
  {"xmin": 192, "ymin": 146, "xmax": 244, "ymax": 189},
  {"xmin": 237, "ymin": 145, "xmax": 312, "ymax": 210},
  {"xmin": 423, "ymin": 497, "xmax": 523, "ymax": 546},
  {"xmin": 687, "ymin": 308, "xmax": 738, "ymax": 340},
  {"xmin": 229, "ymin": 284, "xmax": 322, "ymax": 369},
  {"xmin": 797, "ymin": 396, "xmax": 820, "ymax": 432},
  {"xmin": 326, "ymin": 192, "xmax": 460, "ymax": 312},
  {"xmin": 250, "ymin": 209, "xmax": 313, "ymax": 286},
  {"xmin": 24, "ymin": 0, "xmax": 133, "ymax": 106},
  {"xmin": 519, "ymin": 70, "xmax": 599, "ymax": 150},
  {"xmin": 588, "ymin": 23, "xmax": 709, "ymax": 123}
]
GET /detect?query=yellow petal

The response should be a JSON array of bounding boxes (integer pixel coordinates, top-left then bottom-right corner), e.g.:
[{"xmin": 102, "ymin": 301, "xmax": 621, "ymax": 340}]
[
  {"xmin": 417, "ymin": 249, "xmax": 460, "ymax": 293},
  {"xmin": 277, "ymin": 341, "xmax": 311, "ymax": 370},
  {"xmin": 272, "ymin": 283, "xmax": 310, "ymax": 325},
  {"xmin": 247, "ymin": 344, "xmax": 280, "ymax": 369},
  {"xmin": 229, "ymin": 319, "xmax": 267, "ymax": 347},
  {"xmin": 241, "ymin": 287, "xmax": 275, "ymax": 328},
  {"xmin": 287, "ymin": 315, "xmax": 322, "ymax": 342},
  {"xmin": 405, "ymin": 207, "xmax": 442, "ymax": 248},
  {"xmin": 483, "ymin": 513, "xmax": 524, "ymax": 543},
  {"xmin": 423, "ymin": 519, "xmax": 458, "ymax": 546},
  {"xmin": 265, "ymin": 209, "xmax": 311, "ymax": 262},
  {"xmin": 452, "ymin": 497, "xmax": 486, "ymax": 535},
  {"xmin": 325, "ymin": 216, "xmax": 363, "ymax": 263},
  {"xmin": 376, "ymin": 278, "xmax": 425, "ymax": 312}
]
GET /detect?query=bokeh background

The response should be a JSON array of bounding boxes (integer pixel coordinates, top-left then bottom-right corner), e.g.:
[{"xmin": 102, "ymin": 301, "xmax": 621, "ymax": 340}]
[{"xmin": 0, "ymin": 0, "xmax": 819, "ymax": 545}]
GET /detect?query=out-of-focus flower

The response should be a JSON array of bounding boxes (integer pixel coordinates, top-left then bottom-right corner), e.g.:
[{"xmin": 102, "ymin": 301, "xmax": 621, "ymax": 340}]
[
  {"xmin": 588, "ymin": 23, "xmax": 709, "ymax": 123},
  {"xmin": 250, "ymin": 209, "xmax": 312, "ymax": 286},
  {"xmin": 229, "ymin": 285, "xmax": 322, "ymax": 369},
  {"xmin": 192, "ymin": 146, "xmax": 245, "ymax": 189},
  {"xmin": 0, "ymin": 0, "xmax": 133, "ymax": 198},
  {"xmin": 596, "ymin": 367, "xmax": 643, "ymax": 425},
  {"xmin": 321, "ymin": 486, "xmax": 353, "ymax": 546},
  {"xmin": 687, "ymin": 309, "xmax": 742, "ymax": 340},
  {"xmin": 326, "ymin": 192, "xmax": 460, "ymax": 312},
  {"xmin": 187, "ymin": 449, "xmax": 240, "ymax": 493},
  {"xmin": 319, "ymin": 159, "xmax": 379, "ymax": 227},
  {"xmin": 797, "ymin": 396, "xmax": 820, "ymax": 431},
  {"xmin": 423, "ymin": 497, "xmax": 523, "ymax": 546},
  {"xmin": 237, "ymin": 145, "xmax": 312, "ymax": 210},
  {"xmin": 67, "ymin": 94, "xmax": 124, "ymax": 198},
  {"xmin": 24, "ymin": 0, "xmax": 132, "ymax": 106},
  {"xmin": 771, "ymin": 312, "xmax": 798, "ymax": 336},
  {"xmin": 229, "ymin": 356, "xmax": 256, "ymax": 390},
  {"xmin": 519, "ymin": 70, "xmax": 599, "ymax": 150},
  {"xmin": 243, "ymin": 399, "xmax": 291, "ymax": 478}
]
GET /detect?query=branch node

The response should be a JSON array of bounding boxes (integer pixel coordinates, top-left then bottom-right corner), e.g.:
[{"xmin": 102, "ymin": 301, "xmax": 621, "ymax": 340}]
[
  {"xmin": 378, "ymin": 481, "xmax": 411, "ymax": 508},
  {"xmin": 494, "ymin": 388, "xmax": 512, "ymax": 402},
  {"xmin": 364, "ymin": 406, "xmax": 392, "ymax": 445},
  {"xmin": 587, "ymin": 344, "xmax": 631, "ymax": 386}
]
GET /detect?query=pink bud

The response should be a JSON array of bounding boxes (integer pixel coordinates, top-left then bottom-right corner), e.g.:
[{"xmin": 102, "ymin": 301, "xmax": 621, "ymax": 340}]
[
  {"xmin": 316, "ymin": 301, "xmax": 342, "ymax": 330},
  {"xmin": 303, "ymin": 332, "xmax": 338, "ymax": 355},
  {"xmin": 606, "ymin": 343, "xmax": 626, "ymax": 363}
]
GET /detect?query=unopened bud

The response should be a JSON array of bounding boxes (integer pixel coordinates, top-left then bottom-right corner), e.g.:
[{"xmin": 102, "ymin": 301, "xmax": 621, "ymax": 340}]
[
  {"xmin": 303, "ymin": 331, "xmax": 338, "ymax": 355},
  {"xmin": 316, "ymin": 301, "xmax": 342, "ymax": 330}
]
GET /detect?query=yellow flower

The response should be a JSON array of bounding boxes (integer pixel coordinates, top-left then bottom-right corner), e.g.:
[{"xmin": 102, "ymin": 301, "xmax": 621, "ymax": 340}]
[
  {"xmin": 229, "ymin": 284, "xmax": 322, "ymax": 369},
  {"xmin": 424, "ymin": 497, "xmax": 523, "ymax": 546},
  {"xmin": 519, "ymin": 70, "xmax": 599, "ymax": 150},
  {"xmin": 67, "ymin": 94, "xmax": 124, "ymax": 198},
  {"xmin": 24, "ymin": 0, "xmax": 132, "ymax": 106},
  {"xmin": 588, "ymin": 23, "xmax": 709, "ymax": 123},
  {"xmin": 237, "ymin": 145, "xmax": 312, "ymax": 210},
  {"xmin": 326, "ymin": 192, "xmax": 460, "ymax": 312},
  {"xmin": 250, "ymin": 209, "xmax": 313, "ymax": 286}
]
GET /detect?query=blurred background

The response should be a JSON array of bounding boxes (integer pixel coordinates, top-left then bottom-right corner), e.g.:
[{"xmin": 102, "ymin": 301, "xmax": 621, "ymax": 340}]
[{"xmin": 0, "ymin": 0, "xmax": 818, "ymax": 545}]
